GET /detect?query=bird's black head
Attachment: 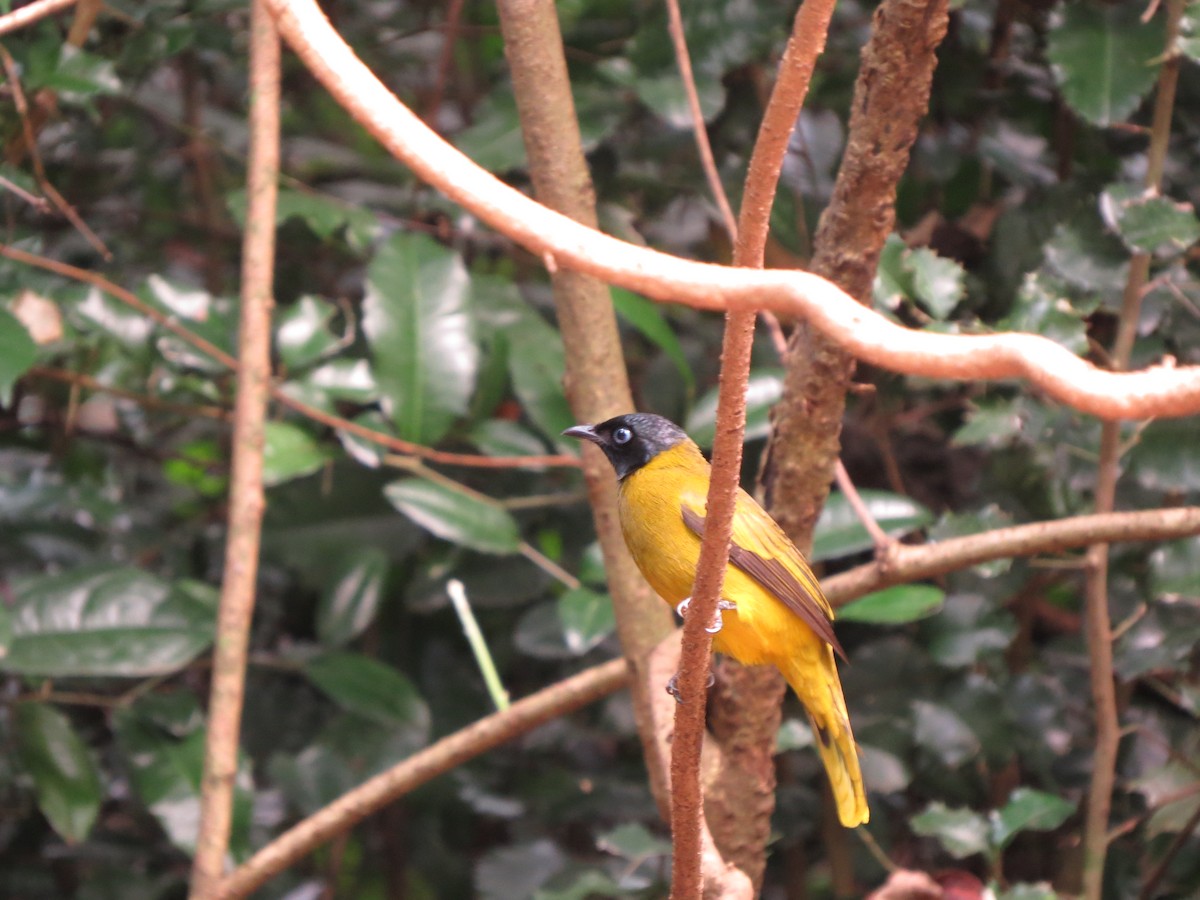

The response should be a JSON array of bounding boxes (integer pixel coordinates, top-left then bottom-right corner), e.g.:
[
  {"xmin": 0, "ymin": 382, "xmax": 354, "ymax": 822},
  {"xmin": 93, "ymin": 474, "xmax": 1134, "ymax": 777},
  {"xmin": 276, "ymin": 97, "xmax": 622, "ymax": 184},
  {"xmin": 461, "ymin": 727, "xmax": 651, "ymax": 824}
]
[{"xmin": 563, "ymin": 413, "xmax": 689, "ymax": 480}]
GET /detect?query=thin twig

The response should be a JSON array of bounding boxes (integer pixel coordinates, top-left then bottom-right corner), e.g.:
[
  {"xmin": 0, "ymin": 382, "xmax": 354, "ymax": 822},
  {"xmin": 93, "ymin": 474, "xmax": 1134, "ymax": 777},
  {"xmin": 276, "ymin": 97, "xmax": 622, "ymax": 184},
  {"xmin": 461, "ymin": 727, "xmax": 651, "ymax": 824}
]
[
  {"xmin": 0, "ymin": 0, "xmax": 79, "ymax": 38},
  {"xmin": 0, "ymin": 244, "xmax": 581, "ymax": 471},
  {"xmin": 423, "ymin": 0, "xmax": 465, "ymax": 124},
  {"xmin": 28, "ymin": 366, "xmax": 233, "ymax": 421},
  {"xmin": 1080, "ymin": 4, "xmax": 1184, "ymax": 896},
  {"xmin": 217, "ymin": 658, "xmax": 629, "ymax": 899},
  {"xmin": 446, "ymin": 579, "xmax": 510, "ymax": 711},
  {"xmin": 0, "ymin": 46, "xmax": 112, "ymax": 258},
  {"xmin": 259, "ymin": 0, "xmax": 1200, "ymax": 421},
  {"xmin": 189, "ymin": 5, "xmax": 280, "ymax": 895}
]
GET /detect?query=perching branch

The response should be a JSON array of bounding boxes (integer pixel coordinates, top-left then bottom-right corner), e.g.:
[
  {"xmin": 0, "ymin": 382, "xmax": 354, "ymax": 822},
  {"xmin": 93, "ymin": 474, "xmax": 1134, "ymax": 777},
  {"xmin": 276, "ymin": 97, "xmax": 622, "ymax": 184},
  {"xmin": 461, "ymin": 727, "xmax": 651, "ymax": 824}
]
[
  {"xmin": 0, "ymin": 0, "xmax": 79, "ymax": 38},
  {"xmin": 261, "ymin": 0, "xmax": 1200, "ymax": 421},
  {"xmin": 189, "ymin": 5, "xmax": 280, "ymax": 895},
  {"xmin": 217, "ymin": 658, "xmax": 629, "ymax": 899}
]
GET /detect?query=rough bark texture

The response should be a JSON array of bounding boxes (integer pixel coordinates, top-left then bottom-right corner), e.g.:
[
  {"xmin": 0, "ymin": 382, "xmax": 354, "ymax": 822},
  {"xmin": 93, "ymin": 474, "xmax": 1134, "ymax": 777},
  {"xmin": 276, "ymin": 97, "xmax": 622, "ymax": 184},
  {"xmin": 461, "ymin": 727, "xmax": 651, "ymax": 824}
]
[
  {"xmin": 495, "ymin": 0, "xmax": 675, "ymax": 813},
  {"xmin": 764, "ymin": 0, "xmax": 950, "ymax": 549}
]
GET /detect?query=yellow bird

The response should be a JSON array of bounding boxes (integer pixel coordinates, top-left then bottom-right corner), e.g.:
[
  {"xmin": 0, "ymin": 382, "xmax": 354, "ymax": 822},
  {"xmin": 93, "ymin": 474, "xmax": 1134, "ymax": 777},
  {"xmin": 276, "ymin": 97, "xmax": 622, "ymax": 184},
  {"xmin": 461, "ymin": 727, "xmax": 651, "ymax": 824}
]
[{"xmin": 564, "ymin": 412, "xmax": 868, "ymax": 827}]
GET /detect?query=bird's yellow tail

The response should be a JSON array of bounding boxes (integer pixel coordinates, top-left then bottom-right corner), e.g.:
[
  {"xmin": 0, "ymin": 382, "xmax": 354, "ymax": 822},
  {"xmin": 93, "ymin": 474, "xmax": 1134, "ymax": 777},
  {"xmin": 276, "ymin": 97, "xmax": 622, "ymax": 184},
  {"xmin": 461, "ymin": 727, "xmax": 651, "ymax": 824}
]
[{"xmin": 783, "ymin": 652, "xmax": 869, "ymax": 828}]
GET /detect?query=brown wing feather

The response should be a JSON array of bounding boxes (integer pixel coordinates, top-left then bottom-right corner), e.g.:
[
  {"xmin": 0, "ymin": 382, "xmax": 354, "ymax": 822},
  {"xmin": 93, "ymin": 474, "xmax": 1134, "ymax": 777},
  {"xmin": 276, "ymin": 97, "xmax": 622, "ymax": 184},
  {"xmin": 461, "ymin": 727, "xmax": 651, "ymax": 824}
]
[{"xmin": 682, "ymin": 506, "xmax": 847, "ymax": 661}]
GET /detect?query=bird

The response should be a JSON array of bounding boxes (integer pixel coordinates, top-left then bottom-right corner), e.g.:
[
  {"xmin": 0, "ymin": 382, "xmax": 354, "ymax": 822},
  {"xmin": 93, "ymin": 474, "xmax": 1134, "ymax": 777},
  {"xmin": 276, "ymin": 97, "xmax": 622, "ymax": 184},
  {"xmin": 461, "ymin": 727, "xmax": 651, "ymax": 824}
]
[{"xmin": 563, "ymin": 412, "xmax": 869, "ymax": 827}]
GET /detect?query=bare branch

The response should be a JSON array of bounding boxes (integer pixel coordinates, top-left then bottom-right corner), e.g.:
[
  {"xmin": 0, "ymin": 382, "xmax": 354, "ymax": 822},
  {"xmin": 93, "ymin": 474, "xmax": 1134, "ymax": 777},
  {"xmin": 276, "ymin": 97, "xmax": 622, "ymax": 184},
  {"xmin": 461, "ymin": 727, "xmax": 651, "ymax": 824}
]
[{"xmin": 0, "ymin": 0, "xmax": 78, "ymax": 37}]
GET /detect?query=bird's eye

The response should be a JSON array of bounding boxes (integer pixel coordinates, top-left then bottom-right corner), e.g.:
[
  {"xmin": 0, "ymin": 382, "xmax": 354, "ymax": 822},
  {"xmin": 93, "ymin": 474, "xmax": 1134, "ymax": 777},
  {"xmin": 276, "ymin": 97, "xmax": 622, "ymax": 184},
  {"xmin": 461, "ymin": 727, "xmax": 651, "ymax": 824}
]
[{"xmin": 613, "ymin": 427, "xmax": 633, "ymax": 445}]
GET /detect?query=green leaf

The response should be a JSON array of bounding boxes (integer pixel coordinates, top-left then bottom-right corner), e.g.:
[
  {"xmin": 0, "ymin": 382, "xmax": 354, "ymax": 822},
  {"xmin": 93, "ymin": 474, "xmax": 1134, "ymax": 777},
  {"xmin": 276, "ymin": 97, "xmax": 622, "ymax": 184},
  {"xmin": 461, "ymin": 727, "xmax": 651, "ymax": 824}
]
[
  {"xmin": 38, "ymin": 46, "xmax": 121, "ymax": 102},
  {"xmin": 998, "ymin": 273, "xmax": 1088, "ymax": 354},
  {"xmin": 839, "ymin": 584, "xmax": 945, "ymax": 624},
  {"xmin": 454, "ymin": 91, "xmax": 527, "ymax": 173},
  {"xmin": 686, "ymin": 369, "xmax": 783, "ymax": 449},
  {"xmin": 477, "ymin": 839, "xmax": 568, "ymax": 900},
  {"xmin": 811, "ymin": 490, "xmax": 934, "ymax": 563},
  {"xmin": 3, "ymin": 567, "xmax": 216, "ymax": 677},
  {"xmin": 991, "ymin": 788, "xmax": 1075, "ymax": 848},
  {"xmin": 596, "ymin": 822, "xmax": 672, "ymax": 860},
  {"xmin": 316, "ymin": 547, "xmax": 389, "ymax": 648},
  {"xmin": 912, "ymin": 699, "xmax": 980, "ymax": 768},
  {"xmin": 14, "ymin": 703, "xmax": 102, "ymax": 843},
  {"xmin": 1129, "ymin": 419, "xmax": 1200, "ymax": 491},
  {"xmin": 470, "ymin": 418, "xmax": 550, "ymax": 461},
  {"xmin": 305, "ymin": 651, "xmax": 432, "ymax": 733},
  {"xmin": 262, "ymin": 421, "xmax": 329, "ymax": 487},
  {"xmin": 1150, "ymin": 537, "xmax": 1200, "ymax": 596},
  {"xmin": 925, "ymin": 594, "xmax": 1016, "ymax": 668},
  {"xmin": 228, "ymin": 187, "xmax": 380, "ymax": 251},
  {"xmin": 1046, "ymin": 2, "xmax": 1164, "ymax": 126},
  {"xmin": 1101, "ymin": 184, "xmax": 1200, "ymax": 256},
  {"xmin": 0, "ymin": 307, "xmax": 38, "ymax": 406},
  {"xmin": 556, "ymin": 587, "xmax": 615, "ymax": 655},
  {"xmin": 1132, "ymin": 762, "xmax": 1200, "ymax": 837},
  {"xmin": 776, "ymin": 717, "xmax": 815, "ymax": 752},
  {"xmin": 384, "ymin": 478, "xmax": 520, "ymax": 554},
  {"xmin": 909, "ymin": 246, "xmax": 966, "ymax": 319},
  {"xmin": 276, "ymin": 295, "xmax": 344, "ymax": 370},
  {"xmin": 611, "ymin": 288, "xmax": 694, "ymax": 391},
  {"xmin": 364, "ymin": 233, "xmax": 477, "ymax": 444},
  {"xmin": 911, "ymin": 801, "xmax": 991, "ymax": 859},
  {"xmin": 113, "ymin": 695, "xmax": 252, "ymax": 858},
  {"xmin": 996, "ymin": 884, "xmax": 1058, "ymax": 900},
  {"xmin": 860, "ymin": 744, "xmax": 911, "ymax": 794},
  {"xmin": 505, "ymin": 320, "xmax": 575, "ymax": 443}
]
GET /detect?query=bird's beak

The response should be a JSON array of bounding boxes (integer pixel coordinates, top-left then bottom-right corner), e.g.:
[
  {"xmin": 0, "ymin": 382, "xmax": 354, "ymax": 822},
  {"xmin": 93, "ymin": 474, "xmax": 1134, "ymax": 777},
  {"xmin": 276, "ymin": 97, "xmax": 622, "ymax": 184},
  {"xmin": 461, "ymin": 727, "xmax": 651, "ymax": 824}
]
[{"xmin": 562, "ymin": 424, "xmax": 603, "ymax": 445}]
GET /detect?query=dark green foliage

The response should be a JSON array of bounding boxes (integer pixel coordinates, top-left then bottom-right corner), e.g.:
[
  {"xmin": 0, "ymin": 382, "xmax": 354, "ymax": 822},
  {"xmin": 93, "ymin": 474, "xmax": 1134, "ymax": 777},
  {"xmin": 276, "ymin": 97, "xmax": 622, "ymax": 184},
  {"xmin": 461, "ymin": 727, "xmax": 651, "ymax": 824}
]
[{"xmin": 1, "ymin": 0, "xmax": 1198, "ymax": 897}]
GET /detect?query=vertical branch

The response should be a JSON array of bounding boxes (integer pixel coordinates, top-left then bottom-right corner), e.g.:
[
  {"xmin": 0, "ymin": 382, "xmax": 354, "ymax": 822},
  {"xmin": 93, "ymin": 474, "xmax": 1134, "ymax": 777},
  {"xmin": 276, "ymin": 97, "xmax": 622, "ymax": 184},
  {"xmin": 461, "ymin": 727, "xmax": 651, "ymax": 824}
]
[
  {"xmin": 493, "ymin": 0, "xmax": 676, "ymax": 815},
  {"xmin": 671, "ymin": 0, "xmax": 838, "ymax": 891},
  {"xmin": 189, "ymin": 2, "xmax": 280, "ymax": 896},
  {"xmin": 1080, "ymin": 2, "xmax": 1183, "ymax": 896}
]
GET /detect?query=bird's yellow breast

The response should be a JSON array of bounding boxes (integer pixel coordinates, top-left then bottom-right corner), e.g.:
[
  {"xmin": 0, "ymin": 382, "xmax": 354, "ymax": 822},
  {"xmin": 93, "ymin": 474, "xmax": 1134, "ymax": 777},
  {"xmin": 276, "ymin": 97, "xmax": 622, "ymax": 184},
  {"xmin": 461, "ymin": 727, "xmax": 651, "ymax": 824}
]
[{"xmin": 616, "ymin": 443, "xmax": 820, "ymax": 669}]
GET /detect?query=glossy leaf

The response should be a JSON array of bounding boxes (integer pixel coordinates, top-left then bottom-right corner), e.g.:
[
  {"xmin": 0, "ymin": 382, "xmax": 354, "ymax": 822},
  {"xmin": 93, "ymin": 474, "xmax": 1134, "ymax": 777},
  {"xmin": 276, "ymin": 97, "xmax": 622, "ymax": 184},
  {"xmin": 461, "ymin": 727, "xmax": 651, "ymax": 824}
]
[
  {"xmin": 811, "ymin": 490, "xmax": 934, "ymax": 563},
  {"xmin": 262, "ymin": 421, "xmax": 329, "ymax": 487},
  {"xmin": 14, "ymin": 703, "xmax": 102, "ymax": 843},
  {"xmin": 304, "ymin": 651, "xmax": 432, "ymax": 732},
  {"xmin": 0, "ymin": 308, "xmax": 37, "ymax": 406},
  {"xmin": 316, "ymin": 547, "xmax": 389, "ymax": 648},
  {"xmin": 1129, "ymin": 418, "xmax": 1200, "ymax": 491},
  {"xmin": 276, "ymin": 294, "xmax": 343, "ymax": 370},
  {"xmin": 1150, "ymin": 537, "xmax": 1200, "ymax": 596},
  {"xmin": 384, "ymin": 478, "xmax": 520, "ymax": 554},
  {"xmin": 1047, "ymin": 3, "xmax": 1163, "ymax": 126},
  {"xmin": 514, "ymin": 602, "xmax": 580, "ymax": 660},
  {"xmin": 925, "ymin": 594, "xmax": 1016, "ymax": 668},
  {"xmin": 364, "ymin": 233, "xmax": 477, "ymax": 444},
  {"xmin": 910, "ymin": 802, "xmax": 990, "ymax": 859},
  {"xmin": 470, "ymin": 418, "xmax": 550, "ymax": 460},
  {"xmin": 611, "ymin": 288, "xmax": 694, "ymax": 391},
  {"xmin": 3, "ymin": 567, "xmax": 216, "ymax": 677},
  {"xmin": 839, "ymin": 584, "xmax": 945, "ymax": 625},
  {"xmin": 113, "ymin": 695, "xmax": 252, "ymax": 858},
  {"xmin": 1042, "ymin": 217, "xmax": 1130, "ymax": 292},
  {"xmin": 687, "ymin": 369, "xmax": 783, "ymax": 448},
  {"xmin": 998, "ymin": 273, "xmax": 1087, "ymax": 354},
  {"xmin": 991, "ymin": 788, "xmax": 1075, "ymax": 848},
  {"xmin": 912, "ymin": 700, "xmax": 980, "ymax": 768},
  {"xmin": 505, "ymin": 318, "xmax": 576, "ymax": 442},
  {"xmin": 556, "ymin": 588, "xmax": 615, "ymax": 655}
]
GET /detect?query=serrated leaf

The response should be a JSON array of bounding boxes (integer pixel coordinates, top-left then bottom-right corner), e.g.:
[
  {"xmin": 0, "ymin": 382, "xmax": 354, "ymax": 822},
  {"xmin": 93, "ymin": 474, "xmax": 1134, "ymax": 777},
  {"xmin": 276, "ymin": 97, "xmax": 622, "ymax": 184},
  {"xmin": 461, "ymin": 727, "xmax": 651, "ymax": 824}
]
[
  {"xmin": 556, "ymin": 588, "xmax": 615, "ymax": 655},
  {"xmin": 1047, "ymin": 3, "xmax": 1164, "ymax": 126},
  {"xmin": 384, "ymin": 479, "xmax": 520, "ymax": 554},
  {"xmin": 14, "ymin": 703, "xmax": 102, "ymax": 843},
  {"xmin": 991, "ymin": 788, "xmax": 1075, "ymax": 848},
  {"xmin": 686, "ymin": 369, "xmax": 783, "ymax": 448},
  {"xmin": 911, "ymin": 802, "xmax": 991, "ymax": 858},
  {"xmin": 0, "ymin": 307, "xmax": 37, "ymax": 406},
  {"xmin": 839, "ymin": 584, "xmax": 945, "ymax": 624},
  {"xmin": 304, "ymin": 651, "xmax": 432, "ymax": 732},
  {"xmin": 3, "ymin": 567, "xmax": 216, "ymax": 677},
  {"xmin": 364, "ymin": 234, "xmax": 477, "ymax": 444},
  {"xmin": 611, "ymin": 288, "xmax": 694, "ymax": 391},
  {"xmin": 811, "ymin": 490, "xmax": 934, "ymax": 562},
  {"xmin": 316, "ymin": 547, "xmax": 389, "ymax": 647},
  {"xmin": 1101, "ymin": 185, "xmax": 1200, "ymax": 256},
  {"xmin": 1043, "ymin": 217, "xmax": 1130, "ymax": 292},
  {"xmin": 263, "ymin": 421, "xmax": 329, "ymax": 487}
]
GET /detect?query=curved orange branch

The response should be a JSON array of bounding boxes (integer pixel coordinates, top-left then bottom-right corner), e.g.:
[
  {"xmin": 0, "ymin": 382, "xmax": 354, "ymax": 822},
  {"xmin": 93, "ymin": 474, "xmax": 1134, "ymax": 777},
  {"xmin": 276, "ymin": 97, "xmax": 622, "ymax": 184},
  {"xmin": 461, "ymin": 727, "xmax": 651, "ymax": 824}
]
[{"xmin": 263, "ymin": 0, "xmax": 1200, "ymax": 422}]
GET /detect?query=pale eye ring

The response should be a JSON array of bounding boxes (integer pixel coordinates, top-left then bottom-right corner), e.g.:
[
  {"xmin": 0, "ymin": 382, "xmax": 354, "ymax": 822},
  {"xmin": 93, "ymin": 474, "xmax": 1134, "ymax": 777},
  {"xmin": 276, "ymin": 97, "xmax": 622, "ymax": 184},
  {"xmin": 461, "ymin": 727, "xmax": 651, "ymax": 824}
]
[{"xmin": 613, "ymin": 427, "xmax": 633, "ymax": 445}]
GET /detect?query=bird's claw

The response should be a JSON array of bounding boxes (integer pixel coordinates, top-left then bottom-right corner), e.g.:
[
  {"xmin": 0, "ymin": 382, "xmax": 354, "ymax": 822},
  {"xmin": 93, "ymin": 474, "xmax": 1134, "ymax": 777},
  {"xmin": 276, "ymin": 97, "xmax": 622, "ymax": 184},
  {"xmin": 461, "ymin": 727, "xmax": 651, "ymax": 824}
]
[
  {"xmin": 665, "ymin": 669, "xmax": 717, "ymax": 704},
  {"xmin": 675, "ymin": 597, "xmax": 737, "ymax": 633}
]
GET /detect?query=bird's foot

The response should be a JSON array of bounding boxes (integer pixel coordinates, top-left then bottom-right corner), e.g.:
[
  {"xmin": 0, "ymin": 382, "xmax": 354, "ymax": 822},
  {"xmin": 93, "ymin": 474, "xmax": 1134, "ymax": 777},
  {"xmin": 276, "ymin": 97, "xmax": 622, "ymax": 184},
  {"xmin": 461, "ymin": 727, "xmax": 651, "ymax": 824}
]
[
  {"xmin": 675, "ymin": 597, "xmax": 737, "ymax": 633},
  {"xmin": 666, "ymin": 669, "xmax": 717, "ymax": 704}
]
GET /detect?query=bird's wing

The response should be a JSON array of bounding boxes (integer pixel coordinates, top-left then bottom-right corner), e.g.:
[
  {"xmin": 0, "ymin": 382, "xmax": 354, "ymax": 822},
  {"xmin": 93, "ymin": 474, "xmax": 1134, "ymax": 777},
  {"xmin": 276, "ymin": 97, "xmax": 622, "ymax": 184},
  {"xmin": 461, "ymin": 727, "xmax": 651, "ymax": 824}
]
[{"xmin": 681, "ymin": 491, "xmax": 846, "ymax": 661}]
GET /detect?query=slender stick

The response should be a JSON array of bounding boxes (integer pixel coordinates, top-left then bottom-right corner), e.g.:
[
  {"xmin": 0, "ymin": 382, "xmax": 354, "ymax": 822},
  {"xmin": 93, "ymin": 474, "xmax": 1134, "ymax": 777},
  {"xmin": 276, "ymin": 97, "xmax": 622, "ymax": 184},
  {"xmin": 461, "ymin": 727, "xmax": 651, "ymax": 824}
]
[
  {"xmin": 1080, "ymin": 3, "xmax": 1184, "ymax": 896},
  {"xmin": 446, "ymin": 579, "xmax": 510, "ymax": 711},
  {"xmin": 189, "ymin": 5, "xmax": 280, "ymax": 895},
  {"xmin": 259, "ymin": 0, "xmax": 1200, "ymax": 421},
  {"xmin": 217, "ymin": 658, "xmax": 629, "ymax": 899},
  {"xmin": 0, "ymin": 0, "xmax": 79, "ymax": 39}
]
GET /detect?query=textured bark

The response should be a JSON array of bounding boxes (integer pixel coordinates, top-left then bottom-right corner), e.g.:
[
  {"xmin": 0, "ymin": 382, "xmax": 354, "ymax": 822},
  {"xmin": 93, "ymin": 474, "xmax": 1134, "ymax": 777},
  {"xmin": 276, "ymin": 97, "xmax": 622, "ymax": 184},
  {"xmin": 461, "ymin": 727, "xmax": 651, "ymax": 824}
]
[
  {"xmin": 495, "ymin": 0, "xmax": 675, "ymax": 814},
  {"xmin": 764, "ymin": 0, "xmax": 950, "ymax": 549}
]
